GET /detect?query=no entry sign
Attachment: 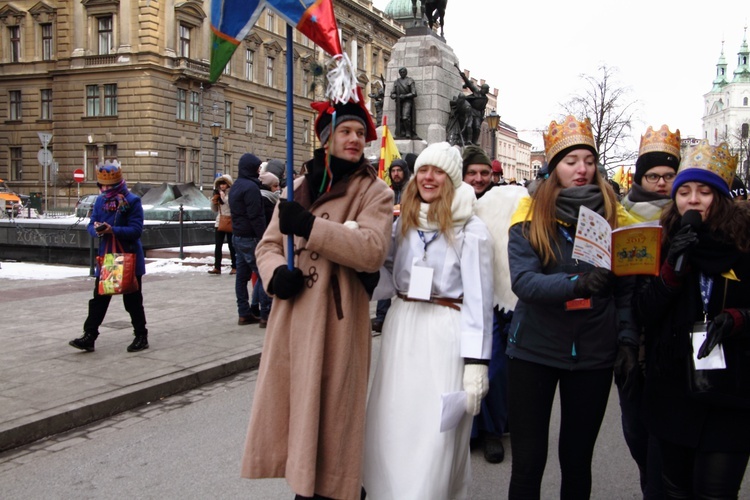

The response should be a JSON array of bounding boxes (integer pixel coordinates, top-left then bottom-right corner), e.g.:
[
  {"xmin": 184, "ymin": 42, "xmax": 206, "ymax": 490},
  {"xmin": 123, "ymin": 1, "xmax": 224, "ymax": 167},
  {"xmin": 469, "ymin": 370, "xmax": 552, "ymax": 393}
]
[{"xmin": 73, "ymin": 168, "xmax": 85, "ymax": 183}]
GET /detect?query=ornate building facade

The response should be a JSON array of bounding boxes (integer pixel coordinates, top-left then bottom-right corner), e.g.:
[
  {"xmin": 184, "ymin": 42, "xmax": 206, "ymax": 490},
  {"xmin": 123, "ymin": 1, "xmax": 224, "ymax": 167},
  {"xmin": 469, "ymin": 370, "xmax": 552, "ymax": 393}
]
[{"xmin": 0, "ymin": 0, "xmax": 402, "ymax": 197}]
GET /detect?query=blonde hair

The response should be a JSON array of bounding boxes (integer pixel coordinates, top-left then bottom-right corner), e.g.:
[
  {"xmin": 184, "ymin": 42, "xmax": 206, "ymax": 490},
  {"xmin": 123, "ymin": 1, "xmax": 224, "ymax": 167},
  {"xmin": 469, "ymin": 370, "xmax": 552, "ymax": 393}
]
[
  {"xmin": 400, "ymin": 173, "xmax": 455, "ymax": 238},
  {"xmin": 525, "ymin": 169, "xmax": 619, "ymax": 266}
]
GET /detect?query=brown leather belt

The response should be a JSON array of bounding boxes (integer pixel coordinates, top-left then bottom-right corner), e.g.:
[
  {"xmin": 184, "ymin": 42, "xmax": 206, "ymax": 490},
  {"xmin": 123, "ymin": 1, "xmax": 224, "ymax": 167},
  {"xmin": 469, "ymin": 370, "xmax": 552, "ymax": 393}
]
[{"xmin": 397, "ymin": 293, "xmax": 462, "ymax": 311}]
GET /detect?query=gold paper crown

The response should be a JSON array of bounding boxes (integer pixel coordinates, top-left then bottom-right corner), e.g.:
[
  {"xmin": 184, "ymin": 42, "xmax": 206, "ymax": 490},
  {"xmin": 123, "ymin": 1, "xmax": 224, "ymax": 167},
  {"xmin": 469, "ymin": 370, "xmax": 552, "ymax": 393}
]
[
  {"xmin": 679, "ymin": 140, "xmax": 737, "ymax": 188},
  {"xmin": 638, "ymin": 125, "xmax": 681, "ymax": 159},
  {"xmin": 96, "ymin": 162, "xmax": 122, "ymax": 185},
  {"xmin": 543, "ymin": 115, "xmax": 596, "ymax": 164}
]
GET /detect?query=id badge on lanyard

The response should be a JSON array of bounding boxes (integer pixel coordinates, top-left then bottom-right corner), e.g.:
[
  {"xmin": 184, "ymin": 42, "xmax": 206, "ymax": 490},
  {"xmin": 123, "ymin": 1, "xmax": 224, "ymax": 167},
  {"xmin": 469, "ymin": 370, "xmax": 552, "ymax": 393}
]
[{"xmin": 691, "ymin": 274, "xmax": 726, "ymax": 369}]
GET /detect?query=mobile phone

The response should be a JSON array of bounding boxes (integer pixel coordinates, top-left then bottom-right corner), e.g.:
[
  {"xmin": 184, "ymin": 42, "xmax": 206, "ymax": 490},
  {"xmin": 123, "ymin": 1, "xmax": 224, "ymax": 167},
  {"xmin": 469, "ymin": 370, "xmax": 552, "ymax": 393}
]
[{"xmin": 95, "ymin": 224, "xmax": 107, "ymax": 232}]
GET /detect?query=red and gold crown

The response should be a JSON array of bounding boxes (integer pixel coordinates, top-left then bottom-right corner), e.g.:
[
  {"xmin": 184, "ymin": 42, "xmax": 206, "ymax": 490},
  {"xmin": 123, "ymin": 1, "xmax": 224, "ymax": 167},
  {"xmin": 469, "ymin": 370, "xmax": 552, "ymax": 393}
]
[
  {"xmin": 638, "ymin": 125, "xmax": 681, "ymax": 159},
  {"xmin": 96, "ymin": 161, "xmax": 122, "ymax": 185},
  {"xmin": 543, "ymin": 115, "xmax": 597, "ymax": 166},
  {"xmin": 678, "ymin": 140, "xmax": 737, "ymax": 189}
]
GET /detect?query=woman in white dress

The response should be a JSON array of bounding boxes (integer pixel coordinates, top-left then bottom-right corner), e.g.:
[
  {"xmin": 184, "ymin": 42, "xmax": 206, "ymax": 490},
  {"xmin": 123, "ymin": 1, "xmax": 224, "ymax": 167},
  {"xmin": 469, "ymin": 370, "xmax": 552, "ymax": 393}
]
[{"xmin": 363, "ymin": 142, "xmax": 495, "ymax": 499}]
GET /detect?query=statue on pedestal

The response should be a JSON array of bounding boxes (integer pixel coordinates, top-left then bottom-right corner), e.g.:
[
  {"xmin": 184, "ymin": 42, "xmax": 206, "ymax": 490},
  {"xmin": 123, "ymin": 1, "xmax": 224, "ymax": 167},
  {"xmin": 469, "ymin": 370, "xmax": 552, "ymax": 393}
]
[
  {"xmin": 454, "ymin": 63, "xmax": 489, "ymax": 145},
  {"xmin": 446, "ymin": 93, "xmax": 472, "ymax": 147},
  {"xmin": 368, "ymin": 76, "xmax": 386, "ymax": 127},
  {"xmin": 391, "ymin": 67, "xmax": 419, "ymax": 139},
  {"xmin": 411, "ymin": 0, "xmax": 448, "ymax": 37}
]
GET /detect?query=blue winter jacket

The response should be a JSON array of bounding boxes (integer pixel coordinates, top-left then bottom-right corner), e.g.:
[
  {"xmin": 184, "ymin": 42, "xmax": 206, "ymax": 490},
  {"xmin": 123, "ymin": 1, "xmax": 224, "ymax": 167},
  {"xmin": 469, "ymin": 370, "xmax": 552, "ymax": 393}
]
[{"xmin": 87, "ymin": 191, "xmax": 146, "ymax": 277}]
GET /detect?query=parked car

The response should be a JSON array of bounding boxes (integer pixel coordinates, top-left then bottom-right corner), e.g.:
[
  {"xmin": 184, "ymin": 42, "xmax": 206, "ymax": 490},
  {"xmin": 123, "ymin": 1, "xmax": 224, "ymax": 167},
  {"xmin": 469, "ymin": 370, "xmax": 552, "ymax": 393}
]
[
  {"xmin": 0, "ymin": 178, "xmax": 22, "ymax": 217},
  {"xmin": 75, "ymin": 194, "xmax": 98, "ymax": 218}
]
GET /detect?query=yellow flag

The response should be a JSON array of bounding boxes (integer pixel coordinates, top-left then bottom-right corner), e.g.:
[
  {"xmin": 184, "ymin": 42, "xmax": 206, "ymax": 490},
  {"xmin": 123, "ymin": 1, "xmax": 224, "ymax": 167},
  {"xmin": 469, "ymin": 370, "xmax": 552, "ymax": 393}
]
[
  {"xmin": 612, "ymin": 165, "xmax": 625, "ymax": 186},
  {"xmin": 378, "ymin": 119, "xmax": 400, "ymax": 187}
]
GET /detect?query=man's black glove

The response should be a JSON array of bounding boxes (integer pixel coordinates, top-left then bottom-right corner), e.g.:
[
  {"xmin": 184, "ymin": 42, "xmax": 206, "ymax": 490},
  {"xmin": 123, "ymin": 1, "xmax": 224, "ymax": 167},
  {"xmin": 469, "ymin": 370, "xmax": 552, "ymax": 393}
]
[
  {"xmin": 357, "ymin": 270, "xmax": 380, "ymax": 298},
  {"xmin": 268, "ymin": 265, "xmax": 305, "ymax": 300},
  {"xmin": 698, "ymin": 309, "xmax": 749, "ymax": 358},
  {"xmin": 573, "ymin": 268, "xmax": 615, "ymax": 298},
  {"xmin": 614, "ymin": 343, "xmax": 641, "ymax": 401},
  {"xmin": 278, "ymin": 200, "xmax": 315, "ymax": 239},
  {"xmin": 666, "ymin": 224, "xmax": 699, "ymax": 267}
]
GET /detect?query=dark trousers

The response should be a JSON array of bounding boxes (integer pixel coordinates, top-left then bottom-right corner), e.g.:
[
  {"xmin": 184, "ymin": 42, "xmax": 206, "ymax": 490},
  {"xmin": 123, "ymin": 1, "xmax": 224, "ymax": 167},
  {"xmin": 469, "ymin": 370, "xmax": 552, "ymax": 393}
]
[
  {"xmin": 214, "ymin": 229, "xmax": 236, "ymax": 269},
  {"xmin": 508, "ymin": 358, "xmax": 612, "ymax": 500},
  {"xmin": 659, "ymin": 440, "xmax": 750, "ymax": 499},
  {"xmin": 83, "ymin": 275, "xmax": 147, "ymax": 336},
  {"xmin": 374, "ymin": 298, "xmax": 391, "ymax": 322},
  {"xmin": 473, "ymin": 309, "xmax": 510, "ymax": 439}
]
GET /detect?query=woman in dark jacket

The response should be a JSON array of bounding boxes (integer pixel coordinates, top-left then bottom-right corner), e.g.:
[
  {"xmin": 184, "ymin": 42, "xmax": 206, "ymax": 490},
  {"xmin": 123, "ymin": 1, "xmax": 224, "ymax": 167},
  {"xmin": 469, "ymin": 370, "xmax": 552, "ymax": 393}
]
[
  {"xmin": 69, "ymin": 161, "xmax": 148, "ymax": 353},
  {"xmin": 506, "ymin": 115, "xmax": 638, "ymax": 499},
  {"xmin": 633, "ymin": 140, "xmax": 750, "ymax": 499}
]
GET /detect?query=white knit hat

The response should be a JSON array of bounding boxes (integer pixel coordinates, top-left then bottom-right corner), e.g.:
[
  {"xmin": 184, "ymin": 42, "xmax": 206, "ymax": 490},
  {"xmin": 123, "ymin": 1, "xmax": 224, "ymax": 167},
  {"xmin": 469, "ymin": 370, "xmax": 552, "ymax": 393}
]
[{"xmin": 414, "ymin": 142, "xmax": 463, "ymax": 188}]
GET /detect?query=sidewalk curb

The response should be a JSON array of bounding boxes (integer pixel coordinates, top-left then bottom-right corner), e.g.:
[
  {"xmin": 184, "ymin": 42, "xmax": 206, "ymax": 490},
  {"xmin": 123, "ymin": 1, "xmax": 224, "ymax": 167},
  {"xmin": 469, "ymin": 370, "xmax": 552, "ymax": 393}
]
[{"xmin": 0, "ymin": 352, "xmax": 261, "ymax": 453}]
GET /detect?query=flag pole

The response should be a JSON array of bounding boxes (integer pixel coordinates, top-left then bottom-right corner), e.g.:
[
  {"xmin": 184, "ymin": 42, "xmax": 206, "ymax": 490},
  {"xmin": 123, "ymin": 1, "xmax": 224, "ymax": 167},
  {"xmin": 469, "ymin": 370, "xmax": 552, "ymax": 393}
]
[
  {"xmin": 286, "ymin": 24, "xmax": 295, "ymax": 269},
  {"xmin": 378, "ymin": 116, "xmax": 387, "ymax": 180}
]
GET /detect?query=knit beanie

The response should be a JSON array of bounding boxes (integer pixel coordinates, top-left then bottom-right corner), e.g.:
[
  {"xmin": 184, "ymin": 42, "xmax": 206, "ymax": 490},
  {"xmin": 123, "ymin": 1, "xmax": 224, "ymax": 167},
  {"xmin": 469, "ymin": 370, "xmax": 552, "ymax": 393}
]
[
  {"xmin": 634, "ymin": 152, "xmax": 680, "ymax": 186},
  {"xmin": 259, "ymin": 171, "xmax": 279, "ymax": 188},
  {"xmin": 414, "ymin": 142, "xmax": 463, "ymax": 188},
  {"xmin": 462, "ymin": 145, "xmax": 492, "ymax": 177},
  {"xmin": 97, "ymin": 160, "xmax": 122, "ymax": 185},
  {"xmin": 491, "ymin": 160, "xmax": 503, "ymax": 174}
]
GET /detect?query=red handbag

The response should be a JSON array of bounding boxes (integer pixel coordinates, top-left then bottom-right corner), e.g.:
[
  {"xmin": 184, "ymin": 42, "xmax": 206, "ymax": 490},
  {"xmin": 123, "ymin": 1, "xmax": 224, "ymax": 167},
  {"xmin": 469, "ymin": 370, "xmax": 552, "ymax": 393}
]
[{"xmin": 96, "ymin": 236, "xmax": 139, "ymax": 295}]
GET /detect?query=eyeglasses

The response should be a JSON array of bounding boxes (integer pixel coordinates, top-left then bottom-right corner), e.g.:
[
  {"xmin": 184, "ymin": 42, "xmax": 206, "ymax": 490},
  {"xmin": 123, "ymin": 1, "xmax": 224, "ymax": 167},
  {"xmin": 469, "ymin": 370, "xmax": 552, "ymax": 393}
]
[{"xmin": 643, "ymin": 173, "xmax": 676, "ymax": 183}]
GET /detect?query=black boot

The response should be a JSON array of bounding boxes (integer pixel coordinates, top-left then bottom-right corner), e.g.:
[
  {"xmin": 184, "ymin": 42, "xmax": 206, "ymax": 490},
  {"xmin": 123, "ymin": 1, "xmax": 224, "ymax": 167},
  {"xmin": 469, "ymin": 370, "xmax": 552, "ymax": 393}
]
[
  {"xmin": 69, "ymin": 332, "xmax": 98, "ymax": 352},
  {"xmin": 127, "ymin": 335, "xmax": 149, "ymax": 352}
]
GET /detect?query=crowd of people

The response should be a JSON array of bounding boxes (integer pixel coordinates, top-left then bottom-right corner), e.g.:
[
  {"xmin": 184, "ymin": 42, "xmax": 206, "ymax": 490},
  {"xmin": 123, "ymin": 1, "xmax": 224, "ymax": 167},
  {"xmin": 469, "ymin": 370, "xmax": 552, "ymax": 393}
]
[{"xmin": 71, "ymin": 87, "xmax": 750, "ymax": 499}]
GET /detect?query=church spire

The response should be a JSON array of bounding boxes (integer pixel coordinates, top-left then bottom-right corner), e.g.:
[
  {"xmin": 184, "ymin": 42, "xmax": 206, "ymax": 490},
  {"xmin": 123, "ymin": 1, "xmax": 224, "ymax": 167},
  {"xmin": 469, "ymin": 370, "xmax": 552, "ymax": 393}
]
[
  {"xmin": 732, "ymin": 25, "xmax": 750, "ymax": 83},
  {"xmin": 712, "ymin": 39, "xmax": 729, "ymax": 91}
]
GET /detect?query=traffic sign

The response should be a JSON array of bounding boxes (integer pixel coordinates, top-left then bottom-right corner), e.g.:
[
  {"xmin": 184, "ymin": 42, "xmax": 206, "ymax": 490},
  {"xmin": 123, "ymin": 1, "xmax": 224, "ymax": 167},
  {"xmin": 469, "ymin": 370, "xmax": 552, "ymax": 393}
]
[
  {"xmin": 37, "ymin": 149, "xmax": 53, "ymax": 167},
  {"xmin": 73, "ymin": 169, "xmax": 85, "ymax": 183},
  {"xmin": 37, "ymin": 132, "xmax": 52, "ymax": 148}
]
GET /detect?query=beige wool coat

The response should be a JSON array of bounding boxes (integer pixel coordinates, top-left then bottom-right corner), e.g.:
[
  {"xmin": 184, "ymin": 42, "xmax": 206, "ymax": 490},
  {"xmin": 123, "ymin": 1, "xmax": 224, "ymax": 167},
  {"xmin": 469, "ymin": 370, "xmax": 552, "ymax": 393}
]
[{"xmin": 241, "ymin": 163, "xmax": 393, "ymax": 500}]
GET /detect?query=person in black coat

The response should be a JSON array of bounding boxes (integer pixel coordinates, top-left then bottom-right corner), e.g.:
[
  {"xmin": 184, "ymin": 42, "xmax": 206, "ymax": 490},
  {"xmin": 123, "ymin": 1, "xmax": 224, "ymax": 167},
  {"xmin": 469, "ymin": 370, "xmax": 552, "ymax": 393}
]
[{"xmin": 633, "ymin": 140, "xmax": 750, "ymax": 499}]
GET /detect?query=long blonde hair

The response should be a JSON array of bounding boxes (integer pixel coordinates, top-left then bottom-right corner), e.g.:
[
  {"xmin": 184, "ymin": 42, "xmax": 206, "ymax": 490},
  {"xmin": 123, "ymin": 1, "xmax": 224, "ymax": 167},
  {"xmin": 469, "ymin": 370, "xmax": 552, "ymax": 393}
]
[
  {"xmin": 400, "ymin": 174, "xmax": 455, "ymax": 238},
  {"xmin": 525, "ymin": 169, "xmax": 619, "ymax": 266}
]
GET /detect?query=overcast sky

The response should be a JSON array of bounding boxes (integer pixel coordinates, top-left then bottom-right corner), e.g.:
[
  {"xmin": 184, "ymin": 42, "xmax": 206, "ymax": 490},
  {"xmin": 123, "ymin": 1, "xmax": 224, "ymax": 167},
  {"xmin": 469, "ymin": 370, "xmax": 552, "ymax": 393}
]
[{"xmin": 373, "ymin": 0, "xmax": 748, "ymax": 152}]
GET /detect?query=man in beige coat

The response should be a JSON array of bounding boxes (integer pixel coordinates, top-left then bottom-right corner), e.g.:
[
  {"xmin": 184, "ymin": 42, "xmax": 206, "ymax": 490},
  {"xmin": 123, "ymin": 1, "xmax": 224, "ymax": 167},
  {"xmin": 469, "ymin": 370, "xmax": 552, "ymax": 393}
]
[{"xmin": 241, "ymin": 94, "xmax": 393, "ymax": 500}]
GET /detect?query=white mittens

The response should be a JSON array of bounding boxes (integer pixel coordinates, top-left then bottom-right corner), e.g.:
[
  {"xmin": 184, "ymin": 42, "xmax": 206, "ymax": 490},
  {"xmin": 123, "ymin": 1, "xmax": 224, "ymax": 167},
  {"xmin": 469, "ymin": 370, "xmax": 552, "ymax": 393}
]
[{"xmin": 463, "ymin": 363, "xmax": 489, "ymax": 416}]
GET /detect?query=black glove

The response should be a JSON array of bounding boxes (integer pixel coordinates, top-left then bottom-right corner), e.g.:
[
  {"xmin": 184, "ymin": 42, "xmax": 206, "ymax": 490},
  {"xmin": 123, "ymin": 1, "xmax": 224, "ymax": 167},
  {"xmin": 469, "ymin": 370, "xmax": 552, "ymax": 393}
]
[
  {"xmin": 614, "ymin": 343, "xmax": 641, "ymax": 400},
  {"xmin": 278, "ymin": 200, "xmax": 315, "ymax": 239},
  {"xmin": 268, "ymin": 265, "xmax": 305, "ymax": 300},
  {"xmin": 573, "ymin": 268, "xmax": 615, "ymax": 298},
  {"xmin": 666, "ymin": 224, "xmax": 699, "ymax": 267},
  {"xmin": 698, "ymin": 309, "xmax": 749, "ymax": 358},
  {"xmin": 357, "ymin": 270, "xmax": 380, "ymax": 299}
]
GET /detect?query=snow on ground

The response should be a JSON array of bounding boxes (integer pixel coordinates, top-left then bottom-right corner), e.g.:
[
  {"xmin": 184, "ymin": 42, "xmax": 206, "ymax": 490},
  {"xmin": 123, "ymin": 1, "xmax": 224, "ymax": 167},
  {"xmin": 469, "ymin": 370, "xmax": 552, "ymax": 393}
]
[{"xmin": 1, "ymin": 244, "xmax": 220, "ymax": 280}]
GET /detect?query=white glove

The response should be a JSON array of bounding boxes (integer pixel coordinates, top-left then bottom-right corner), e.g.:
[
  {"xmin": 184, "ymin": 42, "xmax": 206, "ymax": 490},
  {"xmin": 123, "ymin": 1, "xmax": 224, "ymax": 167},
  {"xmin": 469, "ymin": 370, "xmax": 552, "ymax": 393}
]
[{"xmin": 463, "ymin": 363, "xmax": 489, "ymax": 416}]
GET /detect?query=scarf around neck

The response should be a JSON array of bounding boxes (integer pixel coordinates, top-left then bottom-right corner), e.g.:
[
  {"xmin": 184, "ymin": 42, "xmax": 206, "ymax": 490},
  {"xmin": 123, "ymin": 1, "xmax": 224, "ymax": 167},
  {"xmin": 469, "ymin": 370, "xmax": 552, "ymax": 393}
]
[
  {"xmin": 102, "ymin": 180, "xmax": 130, "ymax": 212},
  {"xmin": 417, "ymin": 182, "xmax": 476, "ymax": 231},
  {"xmin": 555, "ymin": 185, "xmax": 604, "ymax": 225}
]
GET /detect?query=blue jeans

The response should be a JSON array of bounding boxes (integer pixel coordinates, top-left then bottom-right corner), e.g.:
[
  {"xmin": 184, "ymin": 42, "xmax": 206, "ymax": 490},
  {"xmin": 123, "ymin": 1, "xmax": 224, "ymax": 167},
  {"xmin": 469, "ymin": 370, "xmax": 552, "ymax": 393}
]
[
  {"xmin": 252, "ymin": 278, "xmax": 272, "ymax": 320},
  {"xmin": 233, "ymin": 235, "xmax": 260, "ymax": 318}
]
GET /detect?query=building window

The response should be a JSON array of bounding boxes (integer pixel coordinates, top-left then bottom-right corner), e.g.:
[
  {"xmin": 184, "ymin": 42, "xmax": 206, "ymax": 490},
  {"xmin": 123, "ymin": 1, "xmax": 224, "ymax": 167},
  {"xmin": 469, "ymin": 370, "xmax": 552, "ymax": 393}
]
[
  {"xmin": 176, "ymin": 89, "xmax": 187, "ymax": 120},
  {"xmin": 176, "ymin": 147, "xmax": 186, "ymax": 183},
  {"xmin": 266, "ymin": 11, "xmax": 275, "ymax": 31},
  {"xmin": 189, "ymin": 91, "xmax": 200, "ymax": 122},
  {"xmin": 224, "ymin": 101, "xmax": 232, "ymax": 130},
  {"xmin": 9, "ymin": 26, "xmax": 20, "ymax": 63},
  {"xmin": 745, "ymin": 97, "xmax": 749, "ymax": 106},
  {"xmin": 40, "ymin": 89, "xmax": 52, "ymax": 120},
  {"xmin": 10, "ymin": 147, "xmax": 22, "ymax": 181},
  {"xmin": 179, "ymin": 24, "xmax": 191, "ymax": 58},
  {"xmin": 41, "ymin": 23, "xmax": 53, "ymax": 60},
  {"xmin": 223, "ymin": 61, "xmax": 231, "ymax": 75},
  {"xmin": 302, "ymin": 119, "xmax": 310, "ymax": 144},
  {"xmin": 104, "ymin": 144, "xmax": 117, "ymax": 163},
  {"xmin": 190, "ymin": 149, "xmax": 199, "ymax": 183},
  {"xmin": 266, "ymin": 57, "xmax": 274, "ymax": 86},
  {"xmin": 86, "ymin": 85, "xmax": 100, "ymax": 116},
  {"xmin": 86, "ymin": 145, "xmax": 99, "ymax": 178},
  {"xmin": 302, "ymin": 69, "xmax": 310, "ymax": 98},
  {"xmin": 245, "ymin": 49, "xmax": 254, "ymax": 81},
  {"xmin": 98, "ymin": 16, "xmax": 113, "ymax": 55},
  {"xmin": 743, "ymin": 123, "xmax": 750, "ymax": 139},
  {"xmin": 103, "ymin": 84, "xmax": 117, "ymax": 116},
  {"xmin": 9, "ymin": 90, "xmax": 21, "ymax": 120},
  {"xmin": 267, "ymin": 111, "xmax": 274, "ymax": 137},
  {"xmin": 246, "ymin": 106, "xmax": 254, "ymax": 133},
  {"xmin": 224, "ymin": 153, "xmax": 231, "ymax": 177}
]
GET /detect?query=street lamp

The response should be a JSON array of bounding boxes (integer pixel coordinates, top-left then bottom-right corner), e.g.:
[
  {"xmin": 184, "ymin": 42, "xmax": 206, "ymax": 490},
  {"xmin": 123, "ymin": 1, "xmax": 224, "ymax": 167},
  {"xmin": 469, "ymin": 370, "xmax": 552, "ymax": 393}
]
[
  {"xmin": 210, "ymin": 122, "xmax": 221, "ymax": 181},
  {"xmin": 485, "ymin": 110, "xmax": 500, "ymax": 161}
]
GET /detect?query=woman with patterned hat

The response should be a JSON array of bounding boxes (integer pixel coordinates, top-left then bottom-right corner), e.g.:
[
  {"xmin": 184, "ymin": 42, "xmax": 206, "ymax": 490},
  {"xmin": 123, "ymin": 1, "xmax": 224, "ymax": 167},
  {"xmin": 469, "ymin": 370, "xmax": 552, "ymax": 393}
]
[
  {"xmin": 69, "ymin": 160, "xmax": 149, "ymax": 353},
  {"xmin": 363, "ymin": 141, "xmax": 494, "ymax": 499},
  {"xmin": 240, "ymin": 90, "xmax": 393, "ymax": 500},
  {"xmin": 505, "ymin": 116, "xmax": 639, "ymax": 498},
  {"xmin": 633, "ymin": 141, "xmax": 750, "ymax": 499}
]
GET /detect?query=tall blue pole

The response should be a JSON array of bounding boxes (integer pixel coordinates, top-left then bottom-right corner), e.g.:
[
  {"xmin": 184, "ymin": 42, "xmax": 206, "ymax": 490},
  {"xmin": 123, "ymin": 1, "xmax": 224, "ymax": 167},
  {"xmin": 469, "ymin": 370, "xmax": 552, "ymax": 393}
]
[{"xmin": 286, "ymin": 24, "xmax": 295, "ymax": 269}]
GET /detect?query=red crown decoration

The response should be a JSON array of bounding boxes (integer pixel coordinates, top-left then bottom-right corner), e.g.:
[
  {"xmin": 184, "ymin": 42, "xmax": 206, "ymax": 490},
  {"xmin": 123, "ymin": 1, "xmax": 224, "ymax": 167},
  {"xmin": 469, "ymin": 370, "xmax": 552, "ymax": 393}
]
[
  {"xmin": 639, "ymin": 125, "xmax": 681, "ymax": 159},
  {"xmin": 543, "ymin": 115, "xmax": 596, "ymax": 164}
]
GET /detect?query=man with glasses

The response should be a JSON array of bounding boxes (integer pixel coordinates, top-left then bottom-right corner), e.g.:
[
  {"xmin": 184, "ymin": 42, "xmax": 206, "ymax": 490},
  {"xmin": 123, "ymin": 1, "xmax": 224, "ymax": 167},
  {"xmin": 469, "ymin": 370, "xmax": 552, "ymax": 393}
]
[{"xmin": 618, "ymin": 125, "xmax": 681, "ymax": 499}]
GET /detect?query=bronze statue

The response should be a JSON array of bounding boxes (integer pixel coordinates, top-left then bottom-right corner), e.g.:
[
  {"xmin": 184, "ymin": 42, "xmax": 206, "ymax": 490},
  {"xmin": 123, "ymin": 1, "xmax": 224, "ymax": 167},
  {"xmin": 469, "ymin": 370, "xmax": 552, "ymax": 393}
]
[
  {"xmin": 391, "ymin": 67, "xmax": 418, "ymax": 139},
  {"xmin": 368, "ymin": 75, "xmax": 386, "ymax": 127},
  {"xmin": 446, "ymin": 93, "xmax": 473, "ymax": 146},
  {"xmin": 411, "ymin": 0, "xmax": 448, "ymax": 37},
  {"xmin": 454, "ymin": 62, "xmax": 489, "ymax": 145}
]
